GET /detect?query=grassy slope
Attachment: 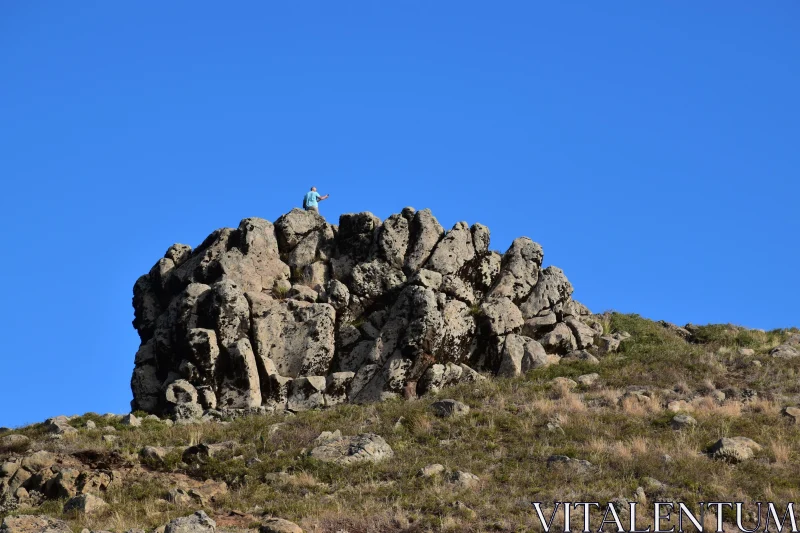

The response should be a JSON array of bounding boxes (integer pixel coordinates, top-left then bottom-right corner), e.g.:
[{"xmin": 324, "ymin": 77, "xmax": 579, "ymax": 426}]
[{"xmin": 2, "ymin": 314, "xmax": 800, "ymax": 532}]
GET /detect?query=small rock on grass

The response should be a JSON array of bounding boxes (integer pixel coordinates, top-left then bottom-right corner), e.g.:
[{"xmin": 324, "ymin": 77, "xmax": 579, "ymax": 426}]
[
  {"xmin": 260, "ymin": 518, "xmax": 303, "ymax": 533},
  {"xmin": 430, "ymin": 399, "xmax": 470, "ymax": 418}
]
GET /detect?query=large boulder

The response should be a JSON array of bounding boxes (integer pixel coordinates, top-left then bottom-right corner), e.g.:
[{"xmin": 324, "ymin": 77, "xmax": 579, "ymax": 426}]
[{"xmin": 130, "ymin": 207, "xmax": 587, "ymax": 416}]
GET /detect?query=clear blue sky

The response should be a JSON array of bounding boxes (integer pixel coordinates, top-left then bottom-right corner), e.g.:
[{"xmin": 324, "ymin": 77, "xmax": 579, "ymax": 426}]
[{"xmin": 1, "ymin": 2, "xmax": 798, "ymax": 428}]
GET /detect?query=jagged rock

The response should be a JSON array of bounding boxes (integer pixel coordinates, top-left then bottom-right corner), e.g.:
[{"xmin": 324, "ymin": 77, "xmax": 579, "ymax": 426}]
[
  {"xmin": 597, "ymin": 335, "xmax": 622, "ymax": 354},
  {"xmin": 371, "ymin": 213, "xmax": 409, "ymax": 269},
  {"xmin": 426, "ymin": 222, "xmax": 475, "ymax": 275},
  {"xmin": 218, "ymin": 338, "xmax": 261, "ymax": 409},
  {"xmin": 260, "ymin": 518, "xmax": 303, "ymax": 533},
  {"xmin": 0, "ymin": 515, "xmax": 72, "ymax": 533},
  {"xmin": 165, "ymin": 380, "xmax": 198, "ymax": 406},
  {"xmin": 121, "ymin": 413, "xmax": 141, "ymax": 427},
  {"xmin": 539, "ymin": 323, "xmax": 577, "ymax": 355},
  {"xmin": 565, "ymin": 317, "xmax": 597, "ymax": 349},
  {"xmin": 43, "ymin": 416, "xmax": 77, "ymax": 435},
  {"xmin": 324, "ymin": 372, "xmax": 354, "ymax": 406},
  {"xmin": 521, "ymin": 313, "xmax": 558, "ymax": 337},
  {"xmin": 351, "ymin": 260, "xmax": 406, "ymax": 300},
  {"xmin": 308, "ymin": 433, "xmax": 393, "ymax": 465},
  {"xmin": 164, "ymin": 511, "xmax": 217, "ymax": 533},
  {"xmin": 274, "ymin": 209, "xmax": 327, "ymax": 252},
  {"xmin": 519, "ymin": 267, "xmax": 573, "ymax": 319},
  {"xmin": 252, "ymin": 301, "xmax": 335, "ymax": 379},
  {"xmin": 561, "ymin": 349, "xmax": 599, "ymax": 365},
  {"xmin": 404, "ymin": 209, "xmax": 444, "ymax": 273},
  {"xmin": 576, "ymin": 373, "xmax": 600, "ymax": 387},
  {"xmin": 431, "ymin": 399, "xmax": 470, "ymax": 418},
  {"xmin": 410, "ymin": 269, "xmax": 443, "ymax": 290},
  {"xmin": 709, "ymin": 437, "xmax": 762, "ymax": 463},
  {"xmin": 287, "ymin": 376, "xmax": 326, "ymax": 411},
  {"xmin": 63, "ymin": 493, "xmax": 108, "ymax": 515},
  {"xmin": 497, "ymin": 334, "xmax": 550, "ymax": 377},
  {"xmin": 288, "ymin": 284, "xmax": 318, "ymax": 303},
  {"xmin": 487, "ymin": 238, "xmax": 543, "ymax": 302},
  {"xmin": 479, "ymin": 297, "xmax": 523, "ymax": 337},
  {"xmin": 21, "ymin": 452, "xmax": 55, "ymax": 473}
]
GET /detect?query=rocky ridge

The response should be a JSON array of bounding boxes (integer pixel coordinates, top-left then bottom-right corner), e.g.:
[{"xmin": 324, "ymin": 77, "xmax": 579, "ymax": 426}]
[{"xmin": 131, "ymin": 207, "xmax": 616, "ymax": 419}]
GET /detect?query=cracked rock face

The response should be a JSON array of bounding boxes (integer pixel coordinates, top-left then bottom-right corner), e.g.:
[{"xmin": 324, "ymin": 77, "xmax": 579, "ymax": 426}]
[{"xmin": 130, "ymin": 207, "xmax": 593, "ymax": 416}]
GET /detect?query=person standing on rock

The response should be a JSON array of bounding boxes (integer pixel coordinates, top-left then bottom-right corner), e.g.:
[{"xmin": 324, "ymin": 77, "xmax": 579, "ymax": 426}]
[{"xmin": 303, "ymin": 186, "xmax": 329, "ymax": 214}]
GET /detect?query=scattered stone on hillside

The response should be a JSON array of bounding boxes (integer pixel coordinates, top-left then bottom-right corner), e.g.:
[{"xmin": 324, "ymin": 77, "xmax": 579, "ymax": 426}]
[
  {"xmin": 596, "ymin": 336, "xmax": 621, "ymax": 354},
  {"xmin": 20, "ymin": 451, "xmax": 55, "ymax": 473},
  {"xmin": 737, "ymin": 347, "xmax": 755, "ymax": 357},
  {"xmin": 782, "ymin": 406, "xmax": 800, "ymax": 424},
  {"xmin": 671, "ymin": 414, "xmax": 697, "ymax": 430},
  {"xmin": 576, "ymin": 373, "xmax": 599, "ymax": 387},
  {"xmin": 63, "ymin": 493, "xmax": 108, "ymax": 515},
  {"xmin": 561, "ymin": 350, "xmax": 599, "ymax": 365},
  {"xmin": 102, "ymin": 435, "xmax": 118, "ymax": 444},
  {"xmin": 709, "ymin": 437, "xmax": 762, "ymax": 463},
  {"xmin": 141, "ymin": 446, "xmax": 175, "ymax": 462},
  {"xmin": 620, "ymin": 389, "xmax": 652, "ymax": 406},
  {"xmin": 430, "ymin": 399, "xmax": 470, "ymax": 418},
  {"xmin": 182, "ymin": 442, "xmax": 237, "ymax": 464},
  {"xmin": 546, "ymin": 455, "xmax": 593, "ymax": 473},
  {"xmin": 497, "ymin": 335, "xmax": 550, "ymax": 377},
  {"xmin": 84, "ymin": 421, "xmax": 96, "ymax": 430},
  {"xmin": 448, "ymin": 470, "xmax": 480, "ymax": 490},
  {"xmin": 787, "ymin": 334, "xmax": 800, "ymax": 345},
  {"xmin": 308, "ymin": 433, "xmax": 393, "ymax": 465},
  {"xmin": 0, "ymin": 435, "xmax": 30, "ymax": 451},
  {"xmin": 43, "ymin": 417, "xmax": 77, "ymax": 436},
  {"xmin": 120, "ymin": 414, "xmax": 141, "ymax": 427},
  {"xmin": 667, "ymin": 400, "xmax": 693, "ymax": 413},
  {"xmin": 641, "ymin": 477, "xmax": 666, "ymax": 493},
  {"xmin": 417, "ymin": 464, "xmax": 446, "ymax": 478},
  {"xmin": 710, "ymin": 390, "xmax": 726, "ymax": 402},
  {"xmin": 770, "ymin": 345, "xmax": 799, "ymax": 359},
  {"xmin": 260, "ymin": 518, "xmax": 303, "ymax": 533},
  {"xmin": 164, "ymin": 511, "xmax": 216, "ymax": 533},
  {"xmin": 0, "ymin": 515, "xmax": 72, "ymax": 533},
  {"xmin": 550, "ymin": 377, "xmax": 578, "ymax": 390},
  {"xmin": 658, "ymin": 321, "xmax": 693, "ymax": 341}
]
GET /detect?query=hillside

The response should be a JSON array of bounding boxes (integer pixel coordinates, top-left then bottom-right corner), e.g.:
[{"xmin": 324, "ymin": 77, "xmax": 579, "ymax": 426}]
[{"xmin": 2, "ymin": 314, "xmax": 799, "ymax": 532}]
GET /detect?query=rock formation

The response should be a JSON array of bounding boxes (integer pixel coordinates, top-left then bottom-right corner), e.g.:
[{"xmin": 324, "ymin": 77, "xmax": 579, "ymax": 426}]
[{"xmin": 131, "ymin": 207, "xmax": 604, "ymax": 418}]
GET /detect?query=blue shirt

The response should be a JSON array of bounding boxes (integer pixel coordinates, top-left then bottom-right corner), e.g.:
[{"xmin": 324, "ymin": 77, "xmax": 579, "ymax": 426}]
[{"xmin": 304, "ymin": 191, "xmax": 320, "ymax": 208}]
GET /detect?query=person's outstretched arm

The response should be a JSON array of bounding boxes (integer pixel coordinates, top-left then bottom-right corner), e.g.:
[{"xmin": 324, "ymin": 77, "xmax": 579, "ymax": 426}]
[{"xmin": 320, "ymin": 194, "xmax": 330, "ymax": 201}]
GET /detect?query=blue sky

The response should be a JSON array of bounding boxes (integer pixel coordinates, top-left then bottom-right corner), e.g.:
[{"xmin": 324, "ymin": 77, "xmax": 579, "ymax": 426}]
[{"xmin": 1, "ymin": 2, "xmax": 798, "ymax": 427}]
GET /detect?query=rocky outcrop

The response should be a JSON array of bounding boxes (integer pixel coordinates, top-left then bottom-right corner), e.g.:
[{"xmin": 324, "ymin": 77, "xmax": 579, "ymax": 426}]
[{"xmin": 131, "ymin": 207, "xmax": 604, "ymax": 417}]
